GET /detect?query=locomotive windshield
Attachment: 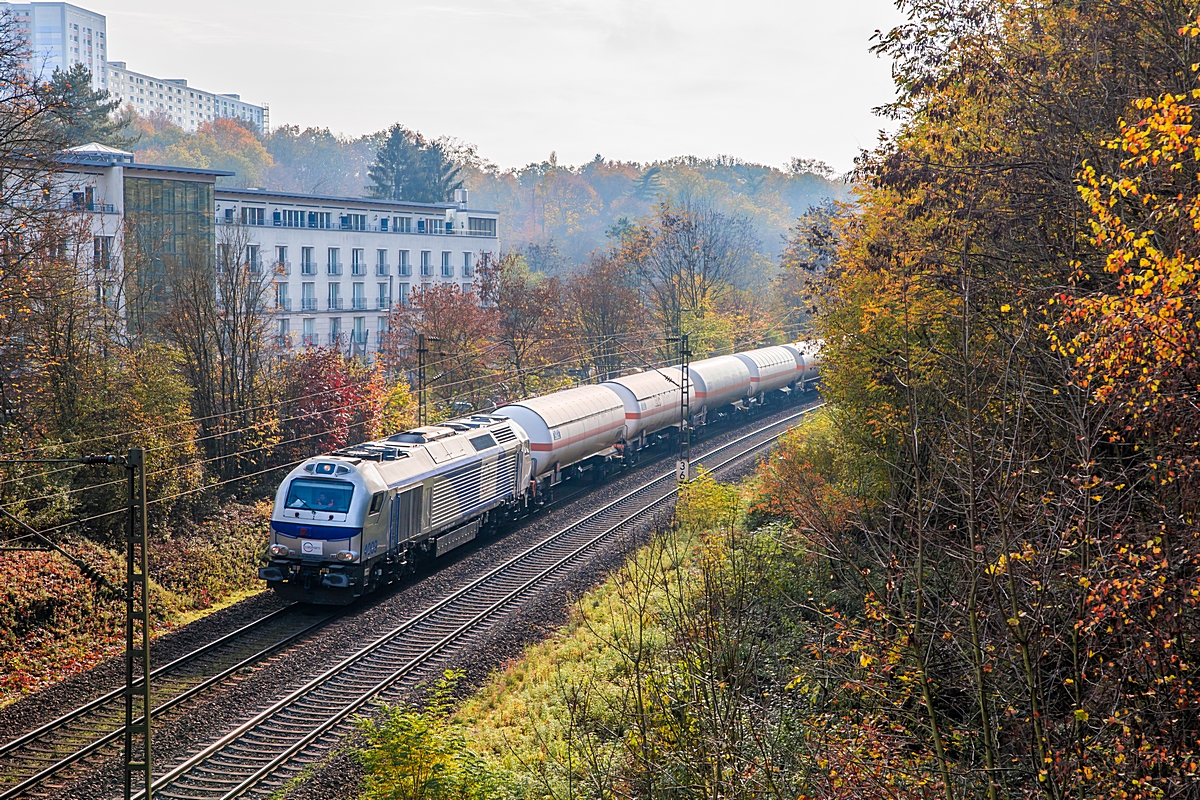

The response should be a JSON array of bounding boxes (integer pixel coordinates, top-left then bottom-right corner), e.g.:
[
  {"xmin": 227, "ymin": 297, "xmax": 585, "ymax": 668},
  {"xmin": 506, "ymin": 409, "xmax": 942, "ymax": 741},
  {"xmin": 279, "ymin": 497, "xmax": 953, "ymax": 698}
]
[{"xmin": 285, "ymin": 479, "xmax": 354, "ymax": 513}]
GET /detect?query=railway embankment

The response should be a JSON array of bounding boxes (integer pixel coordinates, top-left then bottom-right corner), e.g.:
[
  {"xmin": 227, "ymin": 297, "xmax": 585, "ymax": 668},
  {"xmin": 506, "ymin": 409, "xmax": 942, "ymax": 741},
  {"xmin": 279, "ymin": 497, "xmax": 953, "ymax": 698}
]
[{"xmin": 0, "ymin": 502, "xmax": 271, "ymax": 709}]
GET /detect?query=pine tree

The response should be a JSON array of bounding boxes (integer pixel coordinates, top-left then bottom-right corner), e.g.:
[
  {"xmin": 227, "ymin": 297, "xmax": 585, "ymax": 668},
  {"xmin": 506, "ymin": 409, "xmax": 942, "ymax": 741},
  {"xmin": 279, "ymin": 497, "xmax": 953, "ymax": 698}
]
[
  {"xmin": 367, "ymin": 124, "xmax": 462, "ymax": 203},
  {"xmin": 46, "ymin": 63, "xmax": 135, "ymax": 148}
]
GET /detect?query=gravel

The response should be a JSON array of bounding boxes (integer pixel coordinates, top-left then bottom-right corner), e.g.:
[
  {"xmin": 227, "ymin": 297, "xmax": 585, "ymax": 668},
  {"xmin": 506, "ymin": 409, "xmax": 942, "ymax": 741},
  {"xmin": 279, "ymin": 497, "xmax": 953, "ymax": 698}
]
[{"xmin": 8, "ymin": 402, "xmax": 804, "ymax": 800}]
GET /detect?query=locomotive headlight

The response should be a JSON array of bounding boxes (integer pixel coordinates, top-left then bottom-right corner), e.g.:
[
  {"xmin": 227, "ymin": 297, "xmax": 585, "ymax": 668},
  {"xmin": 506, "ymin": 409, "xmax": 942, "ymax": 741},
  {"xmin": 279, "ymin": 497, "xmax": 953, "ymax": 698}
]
[
  {"xmin": 333, "ymin": 550, "xmax": 358, "ymax": 563},
  {"xmin": 269, "ymin": 544, "xmax": 291, "ymax": 557}
]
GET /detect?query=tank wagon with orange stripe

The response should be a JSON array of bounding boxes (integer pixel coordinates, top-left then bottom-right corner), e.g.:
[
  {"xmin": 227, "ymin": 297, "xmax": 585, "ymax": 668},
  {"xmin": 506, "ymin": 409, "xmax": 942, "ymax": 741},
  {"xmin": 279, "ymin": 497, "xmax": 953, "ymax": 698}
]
[{"xmin": 260, "ymin": 341, "xmax": 821, "ymax": 603}]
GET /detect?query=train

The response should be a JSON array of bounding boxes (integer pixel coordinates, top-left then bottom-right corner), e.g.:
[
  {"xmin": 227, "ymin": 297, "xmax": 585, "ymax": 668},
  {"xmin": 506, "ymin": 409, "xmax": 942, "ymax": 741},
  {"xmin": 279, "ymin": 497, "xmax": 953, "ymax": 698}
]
[{"xmin": 258, "ymin": 340, "xmax": 823, "ymax": 604}]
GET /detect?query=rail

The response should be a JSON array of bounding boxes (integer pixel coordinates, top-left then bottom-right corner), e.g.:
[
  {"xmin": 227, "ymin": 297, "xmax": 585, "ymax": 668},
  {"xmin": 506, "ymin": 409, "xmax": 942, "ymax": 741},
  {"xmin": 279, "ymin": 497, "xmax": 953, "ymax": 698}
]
[
  {"xmin": 137, "ymin": 402, "xmax": 821, "ymax": 799},
  {"xmin": 0, "ymin": 605, "xmax": 340, "ymax": 800}
]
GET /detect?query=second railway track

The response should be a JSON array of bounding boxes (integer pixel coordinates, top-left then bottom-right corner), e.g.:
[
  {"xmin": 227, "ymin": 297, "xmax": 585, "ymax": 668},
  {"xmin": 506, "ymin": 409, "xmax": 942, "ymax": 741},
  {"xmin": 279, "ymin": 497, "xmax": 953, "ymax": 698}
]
[{"xmin": 138, "ymin": 402, "xmax": 821, "ymax": 800}]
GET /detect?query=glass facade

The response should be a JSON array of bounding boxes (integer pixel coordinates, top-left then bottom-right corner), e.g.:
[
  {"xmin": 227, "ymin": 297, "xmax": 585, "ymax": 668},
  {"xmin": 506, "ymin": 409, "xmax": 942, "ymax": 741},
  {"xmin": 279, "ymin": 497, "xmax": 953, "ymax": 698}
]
[{"xmin": 122, "ymin": 176, "xmax": 214, "ymax": 326}]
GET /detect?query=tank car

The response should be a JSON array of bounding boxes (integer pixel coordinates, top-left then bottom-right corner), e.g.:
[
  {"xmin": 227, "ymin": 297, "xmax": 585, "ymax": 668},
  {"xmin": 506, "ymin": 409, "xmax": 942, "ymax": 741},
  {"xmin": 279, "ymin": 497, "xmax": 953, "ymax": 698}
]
[
  {"xmin": 495, "ymin": 385, "xmax": 626, "ymax": 500},
  {"xmin": 782, "ymin": 340, "xmax": 823, "ymax": 391},
  {"xmin": 258, "ymin": 414, "xmax": 531, "ymax": 604},
  {"xmin": 733, "ymin": 346, "xmax": 802, "ymax": 404},
  {"xmin": 602, "ymin": 367, "xmax": 688, "ymax": 463},
  {"xmin": 686, "ymin": 354, "xmax": 752, "ymax": 425}
]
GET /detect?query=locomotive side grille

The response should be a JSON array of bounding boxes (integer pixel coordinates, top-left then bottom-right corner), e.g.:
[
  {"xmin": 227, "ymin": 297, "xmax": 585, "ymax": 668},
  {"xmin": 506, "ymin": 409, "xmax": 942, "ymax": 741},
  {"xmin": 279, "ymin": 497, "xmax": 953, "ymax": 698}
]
[
  {"xmin": 429, "ymin": 461, "xmax": 484, "ymax": 527},
  {"xmin": 429, "ymin": 454, "xmax": 519, "ymax": 528},
  {"xmin": 492, "ymin": 426, "xmax": 517, "ymax": 444},
  {"xmin": 493, "ymin": 452, "xmax": 517, "ymax": 494}
]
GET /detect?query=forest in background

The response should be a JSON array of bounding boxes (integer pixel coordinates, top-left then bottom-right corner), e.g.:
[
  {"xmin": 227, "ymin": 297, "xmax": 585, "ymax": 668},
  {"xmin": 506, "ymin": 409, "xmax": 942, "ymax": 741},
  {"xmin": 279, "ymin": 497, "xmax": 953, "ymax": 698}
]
[{"xmin": 118, "ymin": 113, "xmax": 845, "ymax": 287}]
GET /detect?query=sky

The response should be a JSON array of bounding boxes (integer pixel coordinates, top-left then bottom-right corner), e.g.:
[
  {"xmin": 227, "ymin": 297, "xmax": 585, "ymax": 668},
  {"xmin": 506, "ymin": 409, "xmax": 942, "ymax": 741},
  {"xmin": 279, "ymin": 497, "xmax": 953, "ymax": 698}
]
[{"xmin": 92, "ymin": 0, "xmax": 905, "ymax": 173}]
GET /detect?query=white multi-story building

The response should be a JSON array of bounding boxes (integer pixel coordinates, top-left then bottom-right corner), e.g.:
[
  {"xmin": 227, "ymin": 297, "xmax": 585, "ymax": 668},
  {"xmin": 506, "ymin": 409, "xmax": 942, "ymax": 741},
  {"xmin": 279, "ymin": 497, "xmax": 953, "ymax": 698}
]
[
  {"xmin": 28, "ymin": 144, "xmax": 501, "ymax": 361},
  {"xmin": 214, "ymin": 188, "xmax": 500, "ymax": 358},
  {"xmin": 1, "ymin": 2, "xmax": 108, "ymax": 89},
  {"xmin": 107, "ymin": 62, "xmax": 266, "ymax": 133}
]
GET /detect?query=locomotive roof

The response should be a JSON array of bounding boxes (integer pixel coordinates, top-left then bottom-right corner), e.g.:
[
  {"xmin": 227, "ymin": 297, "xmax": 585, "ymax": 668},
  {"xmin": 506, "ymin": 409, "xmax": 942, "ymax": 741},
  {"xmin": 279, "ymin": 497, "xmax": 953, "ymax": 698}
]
[{"xmin": 325, "ymin": 414, "xmax": 516, "ymax": 462}]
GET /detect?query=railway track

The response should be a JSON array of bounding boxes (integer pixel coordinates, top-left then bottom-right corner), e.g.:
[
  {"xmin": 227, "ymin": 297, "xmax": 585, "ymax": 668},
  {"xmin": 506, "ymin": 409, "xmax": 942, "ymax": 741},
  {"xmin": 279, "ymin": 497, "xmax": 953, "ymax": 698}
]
[
  {"xmin": 0, "ymin": 606, "xmax": 340, "ymax": 800},
  {"xmin": 133, "ymin": 402, "xmax": 821, "ymax": 800}
]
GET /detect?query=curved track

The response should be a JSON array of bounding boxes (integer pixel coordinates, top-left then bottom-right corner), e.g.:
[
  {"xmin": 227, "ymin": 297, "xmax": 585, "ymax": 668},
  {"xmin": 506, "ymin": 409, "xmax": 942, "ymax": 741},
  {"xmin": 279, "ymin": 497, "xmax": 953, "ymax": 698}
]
[{"xmin": 138, "ymin": 403, "xmax": 821, "ymax": 800}]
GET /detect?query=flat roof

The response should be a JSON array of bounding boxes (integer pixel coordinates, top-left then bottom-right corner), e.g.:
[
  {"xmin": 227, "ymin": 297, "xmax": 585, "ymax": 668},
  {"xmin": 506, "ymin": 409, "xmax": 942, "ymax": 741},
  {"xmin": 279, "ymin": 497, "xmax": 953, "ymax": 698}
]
[
  {"xmin": 126, "ymin": 163, "xmax": 235, "ymax": 178},
  {"xmin": 215, "ymin": 187, "xmax": 498, "ymax": 215}
]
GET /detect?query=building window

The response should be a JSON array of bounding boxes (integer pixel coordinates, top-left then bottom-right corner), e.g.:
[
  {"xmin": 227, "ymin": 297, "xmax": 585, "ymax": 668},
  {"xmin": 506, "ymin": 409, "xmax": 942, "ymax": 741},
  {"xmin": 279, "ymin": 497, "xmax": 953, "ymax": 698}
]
[
  {"xmin": 241, "ymin": 206, "xmax": 265, "ymax": 226},
  {"xmin": 398, "ymin": 250, "xmax": 410, "ymax": 277},
  {"xmin": 420, "ymin": 251, "xmax": 432, "ymax": 277},
  {"xmin": 282, "ymin": 209, "xmax": 304, "ymax": 228},
  {"xmin": 276, "ymin": 245, "xmax": 288, "ymax": 273},
  {"xmin": 351, "ymin": 248, "xmax": 365, "ymax": 275},
  {"xmin": 275, "ymin": 283, "xmax": 290, "ymax": 311},
  {"xmin": 461, "ymin": 252, "xmax": 473, "ymax": 278},
  {"xmin": 377, "ymin": 316, "xmax": 388, "ymax": 345},
  {"xmin": 467, "ymin": 217, "xmax": 496, "ymax": 237},
  {"xmin": 328, "ymin": 248, "xmax": 341, "ymax": 275},
  {"xmin": 441, "ymin": 251, "xmax": 452, "ymax": 278},
  {"xmin": 377, "ymin": 283, "xmax": 389, "ymax": 310},
  {"xmin": 340, "ymin": 213, "xmax": 366, "ymax": 231},
  {"xmin": 330, "ymin": 317, "xmax": 342, "ymax": 345},
  {"xmin": 302, "ymin": 318, "xmax": 315, "ymax": 348},
  {"xmin": 398, "ymin": 283, "xmax": 410, "ymax": 305},
  {"xmin": 394, "ymin": 216, "xmax": 412, "ymax": 233},
  {"xmin": 328, "ymin": 283, "xmax": 342, "ymax": 310},
  {"xmin": 352, "ymin": 282, "xmax": 366, "ymax": 310},
  {"xmin": 246, "ymin": 244, "xmax": 261, "ymax": 272},
  {"xmin": 302, "ymin": 282, "xmax": 316, "ymax": 311},
  {"xmin": 353, "ymin": 316, "xmax": 366, "ymax": 345},
  {"xmin": 376, "ymin": 249, "xmax": 388, "ymax": 275},
  {"xmin": 301, "ymin": 247, "xmax": 315, "ymax": 274},
  {"xmin": 93, "ymin": 235, "xmax": 112, "ymax": 269},
  {"xmin": 277, "ymin": 318, "xmax": 290, "ymax": 346},
  {"xmin": 308, "ymin": 211, "xmax": 331, "ymax": 229}
]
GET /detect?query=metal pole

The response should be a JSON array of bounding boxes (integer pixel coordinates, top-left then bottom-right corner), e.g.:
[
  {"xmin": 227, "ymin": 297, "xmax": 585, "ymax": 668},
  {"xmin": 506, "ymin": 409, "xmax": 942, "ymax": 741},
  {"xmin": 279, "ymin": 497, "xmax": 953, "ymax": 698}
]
[
  {"xmin": 676, "ymin": 333, "xmax": 691, "ymax": 485},
  {"xmin": 124, "ymin": 448, "xmax": 151, "ymax": 800},
  {"xmin": 417, "ymin": 333, "xmax": 427, "ymax": 427}
]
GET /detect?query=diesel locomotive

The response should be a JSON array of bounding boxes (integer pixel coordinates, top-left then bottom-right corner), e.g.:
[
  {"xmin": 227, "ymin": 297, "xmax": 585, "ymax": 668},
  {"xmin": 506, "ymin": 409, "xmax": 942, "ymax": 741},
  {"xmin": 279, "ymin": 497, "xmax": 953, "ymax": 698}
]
[{"xmin": 258, "ymin": 341, "xmax": 822, "ymax": 604}]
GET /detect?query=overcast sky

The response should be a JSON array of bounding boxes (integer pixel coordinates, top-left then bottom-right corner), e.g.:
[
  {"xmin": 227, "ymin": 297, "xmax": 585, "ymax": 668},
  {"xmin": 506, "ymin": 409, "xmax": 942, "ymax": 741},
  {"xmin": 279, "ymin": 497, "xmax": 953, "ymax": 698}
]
[{"xmin": 93, "ymin": 0, "xmax": 905, "ymax": 172}]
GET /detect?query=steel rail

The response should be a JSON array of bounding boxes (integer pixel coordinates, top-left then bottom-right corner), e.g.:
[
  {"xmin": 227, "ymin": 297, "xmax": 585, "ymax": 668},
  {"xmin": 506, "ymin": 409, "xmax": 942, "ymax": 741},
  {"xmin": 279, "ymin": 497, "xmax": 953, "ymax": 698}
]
[
  {"xmin": 138, "ymin": 401, "xmax": 822, "ymax": 800},
  {"xmin": 0, "ymin": 606, "xmax": 341, "ymax": 800}
]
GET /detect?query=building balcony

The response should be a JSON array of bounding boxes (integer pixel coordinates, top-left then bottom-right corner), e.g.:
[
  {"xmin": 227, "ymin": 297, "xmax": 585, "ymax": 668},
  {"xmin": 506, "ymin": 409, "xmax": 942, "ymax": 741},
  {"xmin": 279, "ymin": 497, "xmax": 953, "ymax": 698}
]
[
  {"xmin": 301, "ymin": 298, "xmax": 318, "ymax": 311},
  {"xmin": 276, "ymin": 334, "xmax": 294, "ymax": 349},
  {"xmin": 329, "ymin": 332, "xmax": 345, "ymax": 346},
  {"xmin": 328, "ymin": 298, "xmax": 344, "ymax": 310},
  {"xmin": 398, "ymin": 266, "xmax": 412, "ymax": 277},
  {"xmin": 352, "ymin": 332, "xmax": 368, "ymax": 346},
  {"xmin": 247, "ymin": 259, "xmax": 262, "ymax": 274},
  {"xmin": 302, "ymin": 334, "xmax": 317, "ymax": 347},
  {"xmin": 350, "ymin": 263, "xmax": 366, "ymax": 276},
  {"xmin": 276, "ymin": 298, "xmax": 292, "ymax": 312},
  {"xmin": 375, "ymin": 263, "xmax": 389, "ymax": 276},
  {"xmin": 376, "ymin": 298, "xmax": 391, "ymax": 311},
  {"xmin": 300, "ymin": 262, "xmax": 317, "ymax": 275},
  {"xmin": 327, "ymin": 262, "xmax": 343, "ymax": 276},
  {"xmin": 276, "ymin": 261, "xmax": 292, "ymax": 276},
  {"xmin": 420, "ymin": 267, "xmax": 433, "ymax": 277},
  {"xmin": 351, "ymin": 298, "xmax": 367, "ymax": 311}
]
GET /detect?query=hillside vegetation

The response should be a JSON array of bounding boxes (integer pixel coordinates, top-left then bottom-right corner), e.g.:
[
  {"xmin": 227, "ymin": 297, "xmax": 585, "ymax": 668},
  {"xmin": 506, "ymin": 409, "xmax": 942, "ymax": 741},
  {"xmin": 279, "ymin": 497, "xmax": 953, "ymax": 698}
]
[{"xmin": 355, "ymin": 1, "xmax": 1200, "ymax": 798}]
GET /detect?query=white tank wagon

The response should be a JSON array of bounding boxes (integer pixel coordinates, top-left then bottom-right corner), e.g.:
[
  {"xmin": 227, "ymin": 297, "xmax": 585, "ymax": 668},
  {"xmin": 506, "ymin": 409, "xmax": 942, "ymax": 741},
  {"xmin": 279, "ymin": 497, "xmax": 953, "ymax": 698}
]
[
  {"xmin": 687, "ymin": 355, "xmax": 752, "ymax": 422},
  {"xmin": 782, "ymin": 340, "xmax": 823, "ymax": 390},
  {"xmin": 496, "ymin": 385, "xmax": 627, "ymax": 492},
  {"xmin": 602, "ymin": 367, "xmax": 689, "ymax": 441},
  {"xmin": 734, "ymin": 345, "xmax": 803, "ymax": 402},
  {"xmin": 259, "ymin": 414, "xmax": 532, "ymax": 604}
]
